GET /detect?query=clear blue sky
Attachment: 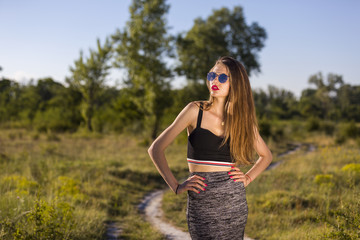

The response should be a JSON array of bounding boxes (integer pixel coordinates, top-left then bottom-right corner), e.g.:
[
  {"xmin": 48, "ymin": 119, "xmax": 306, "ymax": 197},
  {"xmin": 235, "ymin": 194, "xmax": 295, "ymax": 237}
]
[{"xmin": 1, "ymin": 0, "xmax": 359, "ymax": 99}]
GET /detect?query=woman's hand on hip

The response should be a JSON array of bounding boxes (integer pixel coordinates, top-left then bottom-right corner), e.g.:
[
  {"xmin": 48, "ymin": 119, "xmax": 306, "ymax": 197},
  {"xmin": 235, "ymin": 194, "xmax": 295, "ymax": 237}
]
[
  {"xmin": 228, "ymin": 166, "xmax": 250, "ymax": 187},
  {"xmin": 177, "ymin": 175, "xmax": 207, "ymax": 194}
]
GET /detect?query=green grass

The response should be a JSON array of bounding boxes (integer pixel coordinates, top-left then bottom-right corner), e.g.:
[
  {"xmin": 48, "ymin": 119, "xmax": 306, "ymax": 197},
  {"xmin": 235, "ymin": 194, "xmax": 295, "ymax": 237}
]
[
  {"xmin": 0, "ymin": 128, "xmax": 188, "ymax": 239},
  {"xmin": 1, "ymin": 120, "xmax": 359, "ymax": 239}
]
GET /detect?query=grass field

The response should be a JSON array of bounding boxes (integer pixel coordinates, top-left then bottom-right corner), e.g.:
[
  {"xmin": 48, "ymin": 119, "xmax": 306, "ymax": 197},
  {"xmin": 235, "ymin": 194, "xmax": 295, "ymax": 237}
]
[
  {"xmin": 0, "ymin": 120, "xmax": 359, "ymax": 239},
  {"xmin": 0, "ymin": 128, "xmax": 186, "ymax": 239}
]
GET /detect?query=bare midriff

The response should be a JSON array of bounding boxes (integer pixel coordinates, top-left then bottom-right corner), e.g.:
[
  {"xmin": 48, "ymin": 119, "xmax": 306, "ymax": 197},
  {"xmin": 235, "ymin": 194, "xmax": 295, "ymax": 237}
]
[{"xmin": 188, "ymin": 162, "xmax": 232, "ymax": 172}]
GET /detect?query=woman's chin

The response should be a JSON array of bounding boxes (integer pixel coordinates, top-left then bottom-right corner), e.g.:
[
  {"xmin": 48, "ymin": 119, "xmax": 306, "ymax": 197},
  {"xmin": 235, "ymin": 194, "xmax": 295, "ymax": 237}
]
[{"xmin": 210, "ymin": 90, "xmax": 222, "ymax": 95}]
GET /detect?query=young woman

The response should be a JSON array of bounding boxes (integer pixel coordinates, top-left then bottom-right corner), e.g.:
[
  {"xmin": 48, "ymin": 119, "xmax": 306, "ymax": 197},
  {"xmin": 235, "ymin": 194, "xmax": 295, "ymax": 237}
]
[{"xmin": 148, "ymin": 56, "xmax": 272, "ymax": 239}]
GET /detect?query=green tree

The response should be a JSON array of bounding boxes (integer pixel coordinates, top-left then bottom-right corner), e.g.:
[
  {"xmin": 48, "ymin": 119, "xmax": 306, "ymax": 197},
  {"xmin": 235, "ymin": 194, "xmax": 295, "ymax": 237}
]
[
  {"xmin": 112, "ymin": 0, "xmax": 174, "ymax": 141},
  {"xmin": 300, "ymin": 72, "xmax": 344, "ymax": 120},
  {"xmin": 93, "ymin": 87, "xmax": 143, "ymax": 133},
  {"xmin": 0, "ymin": 78, "xmax": 21, "ymax": 122},
  {"xmin": 252, "ymin": 85, "xmax": 299, "ymax": 120},
  {"xmin": 267, "ymin": 85, "xmax": 299, "ymax": 119},
  {"xmin": 35, "ymin": 78, "xmax": 65, "ymax": 110},
  {"xmin": 337, "ymin": 84, "xmax": 360, "ymax": 121},
  {"xmin": 175, "ymin": 6, "xmax": 267, "ymax": 88},
  {"xmin": 32, "ymin": 78, "xmax": 82, "ymax": 132},
  {"xmin": 299, "ymin": 88, "xmax": 321, "ymax": 118},
  {"xmin": 67, "ymin": 38, "xmax": 112, "ymax": 131},
  {"xmin": 253, "ymin": 88, "xmax": 269, "ymax": 119},
  {"xmin": 18, "ymin": 81, "xmax": 42, "ymax": 123}
]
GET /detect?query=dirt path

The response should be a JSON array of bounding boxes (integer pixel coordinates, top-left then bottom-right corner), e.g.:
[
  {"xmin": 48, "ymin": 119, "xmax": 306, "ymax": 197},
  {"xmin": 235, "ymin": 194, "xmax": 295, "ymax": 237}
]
[
  {"xmin": 104, "ymin": 221, "xmax": 123, "ymax": 240},
  {"xmin": 266, "ymin": 143, "xmax": 302, "ymax": 170},
  {"xmin": 109, "ymin": 142, "xmax": 315, "ymax": 240},
  {"xmin": 266, "ymin": 143, "xmax": 315, "ymax": 170},
  {"xmin": 138, "ymin": 190, "xmax": 192, "ymax": 240}
]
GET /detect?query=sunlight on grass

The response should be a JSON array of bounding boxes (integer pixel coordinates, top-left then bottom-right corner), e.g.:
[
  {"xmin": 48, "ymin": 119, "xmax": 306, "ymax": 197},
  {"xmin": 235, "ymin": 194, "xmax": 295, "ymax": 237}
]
[
  {"xmin": 0, "ymin": 128, "xmax": 186, "ymax": 239},
  {"xmin": 1, "ymin": 125, "xmax": 359, "ymax": 239}
]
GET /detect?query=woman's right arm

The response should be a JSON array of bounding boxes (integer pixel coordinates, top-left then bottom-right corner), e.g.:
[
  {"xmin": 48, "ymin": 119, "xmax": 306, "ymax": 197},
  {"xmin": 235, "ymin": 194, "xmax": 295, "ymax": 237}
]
[{"xmin": 147, "ymin": 102, "xmax": 205, "ymax": 194}]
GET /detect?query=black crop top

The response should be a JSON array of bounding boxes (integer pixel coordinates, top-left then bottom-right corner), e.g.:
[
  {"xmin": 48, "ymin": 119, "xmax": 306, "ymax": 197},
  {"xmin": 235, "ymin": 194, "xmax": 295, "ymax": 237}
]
[{"xmin": 187, "ymin": 102, "xmax": 235, "ymax": 167}]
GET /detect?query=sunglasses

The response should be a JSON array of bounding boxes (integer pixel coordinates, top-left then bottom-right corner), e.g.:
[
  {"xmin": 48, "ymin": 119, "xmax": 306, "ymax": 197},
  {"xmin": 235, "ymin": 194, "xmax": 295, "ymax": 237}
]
[{"xmin": 207, "ymin": 72, "xmax": 229, "ymax": 83}]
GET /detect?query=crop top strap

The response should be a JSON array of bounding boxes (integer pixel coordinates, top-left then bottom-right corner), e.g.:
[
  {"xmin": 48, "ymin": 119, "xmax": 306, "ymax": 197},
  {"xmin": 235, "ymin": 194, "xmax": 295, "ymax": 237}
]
[{"xmin": 196, "ymin": 102, "xmax": 203, "ymax": 128}]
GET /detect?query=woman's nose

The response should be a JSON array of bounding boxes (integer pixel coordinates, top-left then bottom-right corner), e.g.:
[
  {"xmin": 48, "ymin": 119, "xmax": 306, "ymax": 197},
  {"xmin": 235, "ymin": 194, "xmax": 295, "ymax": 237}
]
[{"xmin": 212, "ymin": 76, "xmax": 220, "ymax": 84}]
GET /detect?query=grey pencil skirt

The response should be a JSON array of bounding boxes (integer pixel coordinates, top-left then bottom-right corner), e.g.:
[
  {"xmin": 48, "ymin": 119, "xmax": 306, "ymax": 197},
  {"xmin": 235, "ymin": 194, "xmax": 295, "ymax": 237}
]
[{"xmin": 186, "ymin": 171, "xmax": 248, "ymax": 240}]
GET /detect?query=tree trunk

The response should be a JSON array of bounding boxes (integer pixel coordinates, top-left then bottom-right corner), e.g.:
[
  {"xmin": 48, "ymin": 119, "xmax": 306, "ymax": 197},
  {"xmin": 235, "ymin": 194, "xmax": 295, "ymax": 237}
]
[
  {"xmin": 86, "ymin": 104, "xmax": 93, "ymax": 131},
  {"xmin": 151, "ymin": 114, "xmax": 160, "ymax": 140},
  {"xmin": 87, "ymin": 116, "xmax": 93, "ymax": 131}
]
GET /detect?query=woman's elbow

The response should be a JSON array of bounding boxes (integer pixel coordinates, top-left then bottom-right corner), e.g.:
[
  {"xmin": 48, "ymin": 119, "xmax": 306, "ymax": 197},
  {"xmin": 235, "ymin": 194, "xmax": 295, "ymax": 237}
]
[
  {"xmin": 148, "ymin": 144, "xmax": 155, "ymax": 156},
  {"xmin": 148, "ymin": 141, "xmax": 162, "ymax": 156}
]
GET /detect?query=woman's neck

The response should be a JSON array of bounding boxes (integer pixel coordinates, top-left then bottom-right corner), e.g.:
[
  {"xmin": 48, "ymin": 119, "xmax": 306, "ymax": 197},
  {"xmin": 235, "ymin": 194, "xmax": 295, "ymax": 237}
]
[{"xmin": 211, "ymin": 97, "xmax": 227, "ymax": 117}]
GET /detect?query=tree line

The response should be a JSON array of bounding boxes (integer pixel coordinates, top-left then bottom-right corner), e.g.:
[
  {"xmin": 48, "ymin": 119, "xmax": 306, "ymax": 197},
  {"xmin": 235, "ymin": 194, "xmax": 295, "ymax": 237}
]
[{"xmin": 0, "ymin": 0, "xmax": 359, "ymax": 142}]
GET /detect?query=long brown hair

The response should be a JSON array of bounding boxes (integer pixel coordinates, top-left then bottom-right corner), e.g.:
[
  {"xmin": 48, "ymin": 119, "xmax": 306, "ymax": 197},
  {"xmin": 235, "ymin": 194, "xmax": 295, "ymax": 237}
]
[{"xmin": 195, "ymin": 56, "xmax": 259, "ymax": 166}]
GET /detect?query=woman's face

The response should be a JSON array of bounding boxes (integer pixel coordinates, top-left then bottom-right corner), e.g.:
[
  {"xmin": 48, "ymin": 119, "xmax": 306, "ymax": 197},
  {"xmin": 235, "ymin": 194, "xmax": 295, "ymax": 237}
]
[{"xmin": 208, "ymin": 64, "xmax": 230, "ymax": 98}]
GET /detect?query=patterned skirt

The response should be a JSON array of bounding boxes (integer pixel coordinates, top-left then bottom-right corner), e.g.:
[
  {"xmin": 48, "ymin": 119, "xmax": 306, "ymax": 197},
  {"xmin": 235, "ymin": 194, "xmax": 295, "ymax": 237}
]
[{"xmin": 187, "ymin": 171, "xmax": 248, "ymax": 240}]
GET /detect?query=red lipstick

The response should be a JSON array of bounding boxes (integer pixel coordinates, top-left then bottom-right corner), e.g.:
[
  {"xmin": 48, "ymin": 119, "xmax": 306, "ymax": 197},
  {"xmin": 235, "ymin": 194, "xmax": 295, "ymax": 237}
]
[{"xmin": 211, "ymin": 85, "xmax": 219, "ymax": 90}]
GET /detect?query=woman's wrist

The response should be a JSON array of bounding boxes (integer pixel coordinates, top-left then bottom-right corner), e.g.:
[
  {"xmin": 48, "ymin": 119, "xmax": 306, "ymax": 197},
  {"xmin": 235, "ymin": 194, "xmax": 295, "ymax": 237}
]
[{"xmin": 245, "ymin": 174, "xmax": 252, "ymax": 184}]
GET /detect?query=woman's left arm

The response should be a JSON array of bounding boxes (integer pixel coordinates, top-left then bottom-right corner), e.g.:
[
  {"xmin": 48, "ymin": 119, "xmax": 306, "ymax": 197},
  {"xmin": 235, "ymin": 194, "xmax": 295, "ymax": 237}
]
[{"xmin": 229, "ymin": 127, "xmax": 273, "ymax": 187}]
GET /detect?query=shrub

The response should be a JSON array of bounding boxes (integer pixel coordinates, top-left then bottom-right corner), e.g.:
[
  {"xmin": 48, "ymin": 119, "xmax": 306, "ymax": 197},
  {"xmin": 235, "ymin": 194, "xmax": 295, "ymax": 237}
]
[
  {"xmin": 0, "ymin": 191, "xmax": 76, "ymax": 240},
  {"xmin": 334, "ymin": 134, "xmax": 346, "ymax": 145},
  {"xmin": 342, "ymin": 120, "xmax": 359, "ymax": 139},
  {"xmin": 314, "ymin": 174, "xmax": 334, "ymax": 188},
  {"xmin": 271, "ymin": 125, "xmax": 284, "ymax": 141},
  {"xmin": 259, "ymin": 119, "xmax": 271, "ymax": 138},
  {"xmin": 55, "ymin": 176, "xmax": 87, "ymax": 203},
  {"xmin": 340, "ymin": 163, "xmax": 360, "ymax": 187},
  {"xmin": 306, "ymin": 117, "xmax": 320, "ymax": 132},
  {"xmin": 321, "ymin": 200, "xmax": 360, "ymax": 239},
  {"xmin": 320, "ymin": 121, "xmax": 335, "ymax": 135},
  {"xmin": 1, "ymin": 175, "xmax": 38, "ymax": 196},
  {"xmin": 335, "ymin": 120, "xmax": 360, "ymax": 144},
  {"xmin": 341, "ymin": 163, "xmax": 360, "ymax": 173},
  {"xmin": 33, "ymin": 107, "xmax": 81, "ymax": 133}
]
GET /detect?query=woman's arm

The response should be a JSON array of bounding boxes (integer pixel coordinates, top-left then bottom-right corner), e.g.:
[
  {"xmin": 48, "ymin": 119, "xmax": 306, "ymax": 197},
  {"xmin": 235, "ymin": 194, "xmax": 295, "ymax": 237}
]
[
  {"xmin": 244, "ymin": 127, "xmax": 273, "ymax": 183},
  {"xmin": 229, "ymin": 127, "xmax": 273, "ymax": 186},
  {"xmin": 147, "ymin": 102, "xmax": 197, "ymax": 193}
]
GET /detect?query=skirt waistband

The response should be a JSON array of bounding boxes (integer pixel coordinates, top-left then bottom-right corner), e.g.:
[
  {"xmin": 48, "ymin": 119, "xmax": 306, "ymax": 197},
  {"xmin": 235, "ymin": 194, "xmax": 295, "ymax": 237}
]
[{"xmin": 189, "ymin": 171, "xmax": 232, "ymax": 182}]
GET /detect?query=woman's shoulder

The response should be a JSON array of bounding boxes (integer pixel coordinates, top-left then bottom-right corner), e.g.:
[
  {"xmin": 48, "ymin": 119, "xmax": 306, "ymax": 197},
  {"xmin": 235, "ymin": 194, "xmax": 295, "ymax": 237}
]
[
  {"xmin": 182, "ymin": 101, "xmax": 200, "ymax": 114},
  {"xmin": 178, "ymin": 101, "xmax": 203, "ymax": 119},
  {"xmin": 173, "ymin": 101, "xmax": 201, "ymax": 127}
]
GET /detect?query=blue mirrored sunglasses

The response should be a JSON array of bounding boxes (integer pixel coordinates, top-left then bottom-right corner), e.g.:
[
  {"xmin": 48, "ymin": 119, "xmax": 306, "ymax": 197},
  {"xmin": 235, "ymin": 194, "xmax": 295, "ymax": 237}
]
[{"xmin": 207, "ymin": 72, "xmax": 229, "ymax": 83}]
